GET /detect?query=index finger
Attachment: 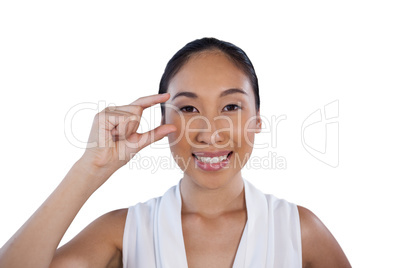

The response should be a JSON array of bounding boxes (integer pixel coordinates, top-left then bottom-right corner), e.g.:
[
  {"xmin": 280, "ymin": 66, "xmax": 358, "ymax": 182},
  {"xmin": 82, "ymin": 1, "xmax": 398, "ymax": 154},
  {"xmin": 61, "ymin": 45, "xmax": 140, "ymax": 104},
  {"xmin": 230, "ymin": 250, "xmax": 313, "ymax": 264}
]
[{"xmin": 130, "ymin": 93, "xmax": 171, "ymax": 109}]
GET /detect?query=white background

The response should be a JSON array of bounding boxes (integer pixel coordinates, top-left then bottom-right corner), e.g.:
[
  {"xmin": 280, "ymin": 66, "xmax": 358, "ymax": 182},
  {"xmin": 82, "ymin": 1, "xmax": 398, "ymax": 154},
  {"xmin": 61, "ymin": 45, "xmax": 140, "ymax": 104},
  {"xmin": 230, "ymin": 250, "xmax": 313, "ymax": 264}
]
[{"xmin": 1, "ymin": 1, "xmax": 401, "ymax": 267}]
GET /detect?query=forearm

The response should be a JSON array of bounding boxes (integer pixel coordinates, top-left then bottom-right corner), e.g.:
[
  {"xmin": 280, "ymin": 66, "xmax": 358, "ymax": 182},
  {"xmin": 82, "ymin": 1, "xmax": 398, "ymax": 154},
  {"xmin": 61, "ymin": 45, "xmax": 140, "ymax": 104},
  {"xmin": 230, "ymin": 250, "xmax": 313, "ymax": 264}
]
[{"xmin": 0, "ymin": 158, "xmax": 112, "ymax": 268}]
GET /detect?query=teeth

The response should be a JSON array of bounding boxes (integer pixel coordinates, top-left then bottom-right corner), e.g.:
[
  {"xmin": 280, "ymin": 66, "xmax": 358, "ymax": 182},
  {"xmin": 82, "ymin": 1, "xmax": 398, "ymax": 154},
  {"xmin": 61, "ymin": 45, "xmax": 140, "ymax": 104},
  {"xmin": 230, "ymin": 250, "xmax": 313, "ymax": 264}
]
[{"xmin": 196, "ymin": 154, "xmax": 228, "ymax": 163}]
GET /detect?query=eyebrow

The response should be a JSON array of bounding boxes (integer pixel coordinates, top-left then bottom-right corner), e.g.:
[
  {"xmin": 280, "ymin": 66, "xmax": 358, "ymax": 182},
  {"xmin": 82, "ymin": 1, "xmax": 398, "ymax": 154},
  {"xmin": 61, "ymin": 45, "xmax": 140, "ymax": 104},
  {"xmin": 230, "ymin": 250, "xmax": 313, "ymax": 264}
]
[{"xmin": 172, "ymin": 88, "xmax": 248, "ymax": 101}]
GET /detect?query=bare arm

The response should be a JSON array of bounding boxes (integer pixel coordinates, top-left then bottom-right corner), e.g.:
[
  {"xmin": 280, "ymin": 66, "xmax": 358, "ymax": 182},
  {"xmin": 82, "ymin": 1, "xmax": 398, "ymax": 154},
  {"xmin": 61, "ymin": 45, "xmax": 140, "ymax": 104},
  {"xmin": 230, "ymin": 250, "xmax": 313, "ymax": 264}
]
[
  {"xmin": 50, "ymin": 208, "xmax": 128, "ymax": 268},
  {"xmin": 0, "ymin": 159, "xmax": 113, "ymax": 268},
  {"xmin": 0, "ymin": 93, "xmax": 176, "ymax": 268},
  {"xmin": 298, "ymin": 206, "xmax": 351, "ymax": 268}
]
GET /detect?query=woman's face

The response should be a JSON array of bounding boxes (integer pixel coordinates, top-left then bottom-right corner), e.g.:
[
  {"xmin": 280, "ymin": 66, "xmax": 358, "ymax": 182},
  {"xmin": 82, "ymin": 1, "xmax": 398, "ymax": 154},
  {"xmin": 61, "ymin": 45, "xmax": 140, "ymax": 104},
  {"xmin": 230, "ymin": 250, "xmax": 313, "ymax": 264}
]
[{"xmin": 164, "ymin": 51, "xmax": 261, "ymax": 189}]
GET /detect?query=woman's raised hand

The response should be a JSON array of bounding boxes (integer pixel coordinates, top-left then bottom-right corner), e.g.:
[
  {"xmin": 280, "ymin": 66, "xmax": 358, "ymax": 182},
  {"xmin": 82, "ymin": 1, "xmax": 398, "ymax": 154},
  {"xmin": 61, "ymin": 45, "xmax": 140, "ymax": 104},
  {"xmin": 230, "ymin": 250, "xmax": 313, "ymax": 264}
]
[
  {"xmin": 0, "ymin": 93, "xmax": 177, "ymax": 268},
  {"xmin": 81, "ymin": 93, "xmax": 176, "ymax": 176}
]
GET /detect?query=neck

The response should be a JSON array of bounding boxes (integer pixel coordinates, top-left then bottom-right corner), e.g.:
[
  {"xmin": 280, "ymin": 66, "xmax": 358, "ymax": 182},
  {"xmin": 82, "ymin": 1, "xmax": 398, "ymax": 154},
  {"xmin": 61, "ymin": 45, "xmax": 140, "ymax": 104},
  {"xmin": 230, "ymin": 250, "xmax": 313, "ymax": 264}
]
[{"xmin": 180, "ymin": 173, "xmax": 246, "ymax": 218}]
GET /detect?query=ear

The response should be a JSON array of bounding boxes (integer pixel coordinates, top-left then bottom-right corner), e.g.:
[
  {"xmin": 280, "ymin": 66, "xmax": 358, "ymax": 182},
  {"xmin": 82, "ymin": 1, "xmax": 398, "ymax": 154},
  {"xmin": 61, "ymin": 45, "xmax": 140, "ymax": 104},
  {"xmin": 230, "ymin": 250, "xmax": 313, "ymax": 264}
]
[{"xmin": 255, "ymin": 109, "xmax": 262, "ymax": 133}]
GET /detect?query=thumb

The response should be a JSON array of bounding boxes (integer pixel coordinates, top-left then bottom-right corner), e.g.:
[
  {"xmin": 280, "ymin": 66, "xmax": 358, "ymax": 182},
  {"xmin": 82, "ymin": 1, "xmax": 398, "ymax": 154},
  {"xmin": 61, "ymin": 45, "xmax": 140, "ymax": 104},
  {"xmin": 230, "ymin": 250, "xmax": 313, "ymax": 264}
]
[{"xmin": 134, "ymin": 124, "xmax": 177, "ymax": 151}]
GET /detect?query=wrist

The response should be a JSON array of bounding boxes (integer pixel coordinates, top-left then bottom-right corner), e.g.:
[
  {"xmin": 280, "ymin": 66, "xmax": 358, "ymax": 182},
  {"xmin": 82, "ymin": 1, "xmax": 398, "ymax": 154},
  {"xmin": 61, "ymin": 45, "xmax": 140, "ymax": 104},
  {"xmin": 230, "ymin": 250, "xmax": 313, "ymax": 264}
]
[{"xmin": 72, "ymin": 157, "xmax": 116, "ymax": 189}]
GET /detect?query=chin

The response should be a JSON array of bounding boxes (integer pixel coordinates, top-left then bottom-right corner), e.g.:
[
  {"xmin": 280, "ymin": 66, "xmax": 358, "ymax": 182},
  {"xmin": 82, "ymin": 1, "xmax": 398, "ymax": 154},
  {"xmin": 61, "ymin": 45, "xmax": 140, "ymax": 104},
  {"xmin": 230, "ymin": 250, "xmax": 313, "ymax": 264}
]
[{"xmin": 184, "ymin": 168, "xmax": 241, "ymax": 191}]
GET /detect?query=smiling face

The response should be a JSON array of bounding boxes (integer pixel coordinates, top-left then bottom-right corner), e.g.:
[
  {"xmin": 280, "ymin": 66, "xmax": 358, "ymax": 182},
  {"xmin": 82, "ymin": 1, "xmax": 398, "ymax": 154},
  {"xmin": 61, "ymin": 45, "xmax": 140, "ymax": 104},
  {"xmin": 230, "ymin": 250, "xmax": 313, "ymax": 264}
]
[{"xmin": 164, "ymin": 50, "xmax": 261, "ymax": 189}]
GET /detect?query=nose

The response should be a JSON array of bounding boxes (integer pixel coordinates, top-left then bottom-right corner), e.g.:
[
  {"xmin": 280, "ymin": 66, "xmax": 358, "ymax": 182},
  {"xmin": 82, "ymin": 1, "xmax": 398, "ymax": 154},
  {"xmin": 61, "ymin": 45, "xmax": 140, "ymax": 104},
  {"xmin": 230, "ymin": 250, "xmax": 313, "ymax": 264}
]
[{"xmin": 191, "ymin": 114, "xmax": 226, "ymax": 146}]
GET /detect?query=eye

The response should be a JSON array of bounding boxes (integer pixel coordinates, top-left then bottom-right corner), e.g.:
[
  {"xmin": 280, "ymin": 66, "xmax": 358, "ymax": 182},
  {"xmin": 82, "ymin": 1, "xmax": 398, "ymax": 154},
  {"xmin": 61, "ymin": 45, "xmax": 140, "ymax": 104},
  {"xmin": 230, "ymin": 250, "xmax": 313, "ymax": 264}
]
[
  {"xmin": 223, "ymin": 104, "xmax": 241, "ymax": 112},
  {"xmin": 179, "ymin": 105, "xmax": 199, "ymax": 113}
]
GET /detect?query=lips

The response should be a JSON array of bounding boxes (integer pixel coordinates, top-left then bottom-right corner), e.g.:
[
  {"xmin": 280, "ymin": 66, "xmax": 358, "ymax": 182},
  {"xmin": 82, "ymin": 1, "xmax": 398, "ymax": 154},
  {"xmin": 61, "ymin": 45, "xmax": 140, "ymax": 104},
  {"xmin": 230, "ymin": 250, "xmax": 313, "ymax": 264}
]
[
  {"xmin": 192, "ymin": 151, "xmax": 233, "ymax": 171},
  {"xmin": 192, "ymin": 150, "xmax": 232, "ymax": 158}
]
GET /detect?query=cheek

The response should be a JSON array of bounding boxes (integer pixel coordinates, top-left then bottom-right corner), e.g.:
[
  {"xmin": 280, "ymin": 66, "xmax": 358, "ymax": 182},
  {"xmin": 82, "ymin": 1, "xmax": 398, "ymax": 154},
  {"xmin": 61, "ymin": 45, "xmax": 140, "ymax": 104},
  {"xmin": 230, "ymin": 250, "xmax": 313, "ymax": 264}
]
[
  {"xmin": 238, "ymin": 115, "xmax": 258, "ymax": 149},
  {"xmin": 245, "ymin": 132, "xmax": 256, "ymax": 148},
  {"xmin": 167, "ymin": 121, "xmax": 191, "ymax": 171},
  {"xmin": 165, "ymin": 110, "xmax": 185, "ymax": 146}
]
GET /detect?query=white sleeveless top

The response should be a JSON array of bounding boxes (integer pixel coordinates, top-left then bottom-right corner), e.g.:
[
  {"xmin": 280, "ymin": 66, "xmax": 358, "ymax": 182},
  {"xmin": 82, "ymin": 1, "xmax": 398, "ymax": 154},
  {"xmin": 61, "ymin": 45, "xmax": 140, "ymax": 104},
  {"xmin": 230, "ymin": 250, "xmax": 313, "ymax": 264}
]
[{"xmin": 122, "ymin": 178, "xmax": 302, "ymax": 267}]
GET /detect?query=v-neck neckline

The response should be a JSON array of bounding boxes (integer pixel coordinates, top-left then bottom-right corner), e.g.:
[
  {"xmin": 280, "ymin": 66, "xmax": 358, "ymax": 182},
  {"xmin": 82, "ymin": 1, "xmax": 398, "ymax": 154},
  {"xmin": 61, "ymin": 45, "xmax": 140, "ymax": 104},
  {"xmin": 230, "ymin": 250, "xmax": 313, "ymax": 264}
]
[
  {"xmin": 178, "ymin": 179, "xmax": 249, "ymax": 267},
  {"xmin": 155, "ymin": 178, "xmax": 269, "ymax": 267}
]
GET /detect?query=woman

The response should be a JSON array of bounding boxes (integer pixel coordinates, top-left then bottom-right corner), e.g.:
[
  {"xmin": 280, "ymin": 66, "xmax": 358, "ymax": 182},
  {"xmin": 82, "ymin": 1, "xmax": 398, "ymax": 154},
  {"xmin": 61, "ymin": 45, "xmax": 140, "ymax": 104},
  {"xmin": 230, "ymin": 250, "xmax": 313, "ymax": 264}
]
[{"xmin": 0, "ymin": 37, "xmax": 351, "ymax": 267}]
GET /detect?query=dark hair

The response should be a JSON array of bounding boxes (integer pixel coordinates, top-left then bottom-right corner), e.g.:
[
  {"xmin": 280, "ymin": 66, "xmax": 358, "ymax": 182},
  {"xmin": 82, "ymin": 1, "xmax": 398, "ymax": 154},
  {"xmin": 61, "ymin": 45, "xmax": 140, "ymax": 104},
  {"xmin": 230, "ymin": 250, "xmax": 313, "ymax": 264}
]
[{"xmin": 158, "ymin": 37, "xmax": 260, "ymax": 118}]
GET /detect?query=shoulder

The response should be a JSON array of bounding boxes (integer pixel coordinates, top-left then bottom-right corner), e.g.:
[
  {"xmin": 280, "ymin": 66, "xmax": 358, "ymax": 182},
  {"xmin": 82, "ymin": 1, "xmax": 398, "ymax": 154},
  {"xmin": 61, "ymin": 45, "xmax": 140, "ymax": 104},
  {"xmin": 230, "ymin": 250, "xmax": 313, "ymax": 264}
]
[
  {"xmin": 83, "ymin": 208, "xmax": 128, "ymax": 242},
  {"xmin": 97, "ymin": 207, "xmax": 128, "ymax": 223},
  {"xmin": 51, "ymin": 208, "xmax": 128, "ymax": 268},
  {"xmin": 97, "ymin": 208, "xmax": 129, "ymax": 242},
  {"xmin": 297, "ymin": 206, "xmax": 351, "ymax": 268},
  {"xmin": 66, "ymin": 208, "xmax": 129, "ymax": 249}
]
